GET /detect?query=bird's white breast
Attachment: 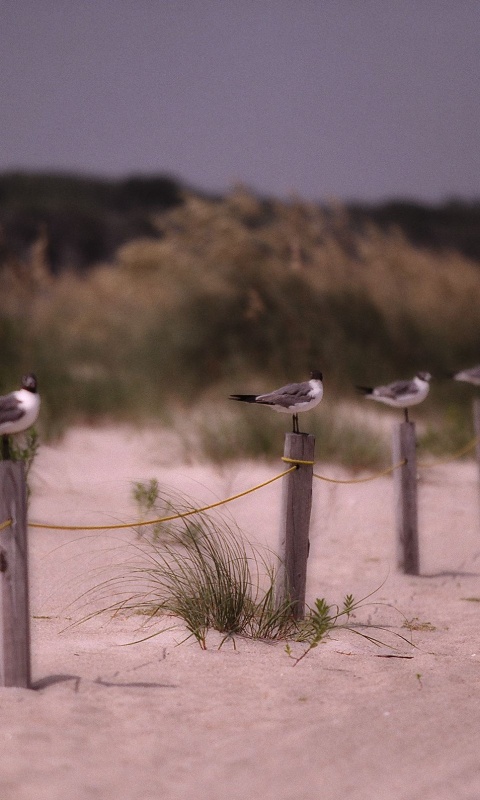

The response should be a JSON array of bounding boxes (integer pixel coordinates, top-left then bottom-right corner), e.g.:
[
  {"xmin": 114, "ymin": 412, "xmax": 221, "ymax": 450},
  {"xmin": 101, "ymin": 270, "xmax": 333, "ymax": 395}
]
[{"xmin": 8, "ymin": 389, "xmax": 40, "ymax": 434}]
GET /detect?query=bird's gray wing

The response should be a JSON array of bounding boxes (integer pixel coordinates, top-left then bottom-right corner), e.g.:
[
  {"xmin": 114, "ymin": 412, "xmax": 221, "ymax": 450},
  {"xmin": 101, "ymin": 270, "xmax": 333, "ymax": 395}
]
[
  {"xmin": 0, "ymin": 394, "xmax": 23, "ymax": 425},
  {"xmin": 257, "ymin": 382, "xmax": 310, "ymax": 408},
  {"xmin": 380, "ymin": 379, "xmax": 414, "ymax": 399}
]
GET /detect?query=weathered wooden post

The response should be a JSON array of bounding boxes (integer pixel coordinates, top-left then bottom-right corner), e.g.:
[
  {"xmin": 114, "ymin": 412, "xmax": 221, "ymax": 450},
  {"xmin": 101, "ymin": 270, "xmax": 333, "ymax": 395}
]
[
  {"xmin": 392, "ymin": 421, "xmax": 419, "ymax": 575},
  {"xmin": 277, "ymin": 433, "xmax": 315, "ymax": 619},
  {"xmin": 473, "ymin": 398, "xmax": 480, "ymax": 487},
  {"xmin": 0, "ymin": 461, "xmax": 31, "ymax": 688}
]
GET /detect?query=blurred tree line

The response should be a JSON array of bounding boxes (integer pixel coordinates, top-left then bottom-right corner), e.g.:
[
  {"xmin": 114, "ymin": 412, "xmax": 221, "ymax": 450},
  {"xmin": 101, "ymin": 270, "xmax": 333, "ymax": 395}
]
[
  {"xmin": 0, "ymin": 172, "xmax": 182, "ymax": 273},
  {"xmin": 1, "ymin": 172, "xmax": 479, "ymax": 272}
]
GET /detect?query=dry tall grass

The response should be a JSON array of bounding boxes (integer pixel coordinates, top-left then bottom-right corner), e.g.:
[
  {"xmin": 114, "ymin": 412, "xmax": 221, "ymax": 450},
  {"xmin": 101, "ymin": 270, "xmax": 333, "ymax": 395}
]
[{"xmin": 2, "ymin": 187, "xmax": 480, "ymax": 454}]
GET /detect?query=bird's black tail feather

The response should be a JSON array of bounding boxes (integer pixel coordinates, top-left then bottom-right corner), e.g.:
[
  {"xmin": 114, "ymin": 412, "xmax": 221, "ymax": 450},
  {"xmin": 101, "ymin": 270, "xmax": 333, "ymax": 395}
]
[
  {"xmin": 229, "ymin": 394, "xmax": 258, "ymax": 403},
  {"xmin": 355, "ymin": 386, "xmax": 373, "ymax": 396}
]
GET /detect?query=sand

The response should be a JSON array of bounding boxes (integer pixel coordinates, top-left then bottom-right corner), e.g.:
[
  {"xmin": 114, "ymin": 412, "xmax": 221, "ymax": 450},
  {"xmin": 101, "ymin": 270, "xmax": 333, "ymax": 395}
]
[{"xmin": 1, "ymin": 424, "xmax": 480, "ymax": 800}]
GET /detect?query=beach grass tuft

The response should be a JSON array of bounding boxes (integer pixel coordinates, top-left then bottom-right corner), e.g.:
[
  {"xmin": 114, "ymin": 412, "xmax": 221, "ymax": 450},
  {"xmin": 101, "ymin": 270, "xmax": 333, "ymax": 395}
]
[{"xmin": 74, "ymin": 483, "xmax": 413, "ymax": 659}]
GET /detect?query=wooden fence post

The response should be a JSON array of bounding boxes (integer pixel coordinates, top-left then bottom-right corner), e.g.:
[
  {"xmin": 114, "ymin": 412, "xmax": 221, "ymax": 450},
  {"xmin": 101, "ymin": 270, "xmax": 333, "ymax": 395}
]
[
  {"xmin": 473, "ymin": 398, "xmax": 480, "ymax": 492},
  {"xmin": 392, "ymin": 421, "xmax": 420, "ymax": 575},
  {"xmin": 277, "ymin": 433, "xmax": 315, "ymax": 619},
  {"xmin": 0, "ymin": 461, "xmax": 31, "ymax": 688}
]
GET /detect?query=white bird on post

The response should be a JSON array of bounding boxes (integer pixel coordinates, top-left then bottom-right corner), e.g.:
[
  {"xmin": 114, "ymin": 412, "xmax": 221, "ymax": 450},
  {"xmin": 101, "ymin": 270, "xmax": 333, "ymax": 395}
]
[
  {"xmin": 229, "ymin": 371, "xmax": 323, "ymax": 433},
  {"xmin": 356, "ymin": 371, "xmax": 431, "ymax": 422},
  {"xmin": 0, "ymin": 374, "xmax": 40, "ymax": 460}
]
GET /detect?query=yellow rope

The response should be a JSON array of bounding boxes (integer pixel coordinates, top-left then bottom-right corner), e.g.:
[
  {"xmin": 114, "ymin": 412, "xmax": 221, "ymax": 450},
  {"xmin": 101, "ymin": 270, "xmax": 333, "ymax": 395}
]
[
  {"xmin": 25, "ymin": 433, "xmax": 480, "ymax": 532},
  {"xmin": 281, "ymin": 456, "xmax": 315, "ymax": 466},
  {"xmin": 313, "ymin": 460, "xmax": 407, "ymax": 484},
  {"xmin": 282, "ymin": 453, "xmax": 407, "ymax": 483},
  {"xmin": 29, "ymin": 466, "xmax": 297, "ymax": 531},
  {"xmin": 0, "ymin": 518, "xmax": 12, "ymax": 533},
  {"xmin": 417, "ymin": 435, "xmax": 479, "ymax": 469}
]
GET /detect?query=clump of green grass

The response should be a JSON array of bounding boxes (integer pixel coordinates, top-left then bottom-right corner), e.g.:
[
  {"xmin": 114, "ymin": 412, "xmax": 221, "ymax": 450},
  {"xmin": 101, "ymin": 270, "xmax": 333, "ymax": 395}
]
[
  {"xmin": 127, "ymin": 482, "xmax": 303, "ymax": 647},
  {"xmin": 123, "ymin": 517, "xmax": 410, "ymax": 656},
  {"xmin": 85, "ymin": 505, "xmax": 297, "ymax": 650},
  {"xmin": 78, "ymin": 483, "xmax": 411, "ymax": 659}
]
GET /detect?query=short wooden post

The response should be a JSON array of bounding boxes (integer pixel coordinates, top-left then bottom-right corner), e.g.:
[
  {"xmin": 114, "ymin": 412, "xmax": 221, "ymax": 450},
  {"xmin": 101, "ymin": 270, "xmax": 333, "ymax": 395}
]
[
  {"xmin": 277, "ymin": 433, "xmax": 315, "ymax": 619},
  {"xmin": 392, "ymin": 421, "xmax": 419, "ymax": 575},
  {"xmin": 0, "ymin": 461, "xmax": 31, "ymax": 688},
  {"xmin": 473, "ymin": 398, "xmax": 480, "ymax": 487}
]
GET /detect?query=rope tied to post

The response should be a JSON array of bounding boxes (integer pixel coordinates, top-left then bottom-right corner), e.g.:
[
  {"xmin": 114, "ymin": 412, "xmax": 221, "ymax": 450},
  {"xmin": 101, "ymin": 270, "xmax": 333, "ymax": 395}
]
[
  {"xmin": 29, "ymin": 466, "xmax": 297, "ymax": 531},
  {"xmin": 24, "ymin": 431, "xmax": 480, "ymax": 532},
  {"xmin": 282, "ymin": 455, "xmax": 407, "ymax": 483},
  {"xmin": 0, "ymin": 518, "xmax": 12, "ymax": 533},
  {"xmin": 281, "ymin": 456, "xmax": 316, "ymax": 467}
]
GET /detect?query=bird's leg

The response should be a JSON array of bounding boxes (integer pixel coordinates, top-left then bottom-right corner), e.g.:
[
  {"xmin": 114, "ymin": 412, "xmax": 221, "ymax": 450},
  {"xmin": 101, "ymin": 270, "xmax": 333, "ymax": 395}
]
[
  {"xmin": 404, "ymin": 408, "xmax": 409, "ymax": 423},
  {"xmin": 2, "ymin": 435, "xmax": 11, "ymax": 460},
  {"xmin": 292, "ymin": 414, "xmax": 299, "ymax": 434}
]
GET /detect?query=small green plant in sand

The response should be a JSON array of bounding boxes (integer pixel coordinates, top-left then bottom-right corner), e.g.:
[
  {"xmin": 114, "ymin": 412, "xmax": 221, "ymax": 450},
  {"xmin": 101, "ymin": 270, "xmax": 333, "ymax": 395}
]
[
  {"xmin": 288, "ymin": 587, "xmax": 412, "ymax": 665},
  {"xmin": 7, "ymin": 428, "xmax": 40, "ymax": 472},
  {"xmin": 2, "ymin": 429, "xmax": 40, "ymax": 501},
  {"xmin": 402, "ymin": 617, "xmax": 436, "ymax": 632},
  {"xmin": 132, "ymin": 478, "xmax": 159, "ymax": 515},
  {"xmin": 131, "ymin": 478, "xmax": 166, "ymax": 540}
]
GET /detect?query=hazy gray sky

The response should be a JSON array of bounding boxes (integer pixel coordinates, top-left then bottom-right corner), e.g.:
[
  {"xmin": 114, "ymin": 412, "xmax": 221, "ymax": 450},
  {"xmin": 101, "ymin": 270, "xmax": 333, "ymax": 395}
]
[{"xmin": 1, "ymin": 1, "xmax": 479, "ymax": 203}]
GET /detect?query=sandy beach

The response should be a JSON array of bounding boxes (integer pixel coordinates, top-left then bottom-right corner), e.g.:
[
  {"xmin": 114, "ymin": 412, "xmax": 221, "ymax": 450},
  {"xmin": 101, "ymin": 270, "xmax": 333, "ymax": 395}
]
[{"xmin": 1, "ymin": 424, "xmax": 480, "ymax": 800}]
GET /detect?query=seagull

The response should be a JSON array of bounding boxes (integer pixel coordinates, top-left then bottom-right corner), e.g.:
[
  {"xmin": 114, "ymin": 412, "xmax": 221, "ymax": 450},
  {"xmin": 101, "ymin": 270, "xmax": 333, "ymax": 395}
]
[
  {"xmin": 452, "ymin": 365, "xmax": 480, "ymax": 386},
  {"xmin": 229, "ymin": 371, "xmax": 323, "ymax": 433},
  {"xmin": 0, "ymin": 374, "xmax": 40, "ymax": 459},
  {"xmin": 356, "ymin": 371, "xmax": 431, "ymax": 422}
]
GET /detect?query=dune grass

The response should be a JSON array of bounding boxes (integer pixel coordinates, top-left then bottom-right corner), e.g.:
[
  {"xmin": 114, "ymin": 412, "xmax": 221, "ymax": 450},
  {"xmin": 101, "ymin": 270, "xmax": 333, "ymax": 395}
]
[
  {"xmin": 71, "ymin": 484, "xmax": 411, "ymax": 659},
  {"xmin": 127, "ymin": 515, "xmax": 296, "ymax": 650},
  {"xmin": 74, "ymin": 488, "xmax": 297, "ymax": 650},
  {"xmin": 2, "ymin": 187, "xmax": 480, "ymax": 460}
]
